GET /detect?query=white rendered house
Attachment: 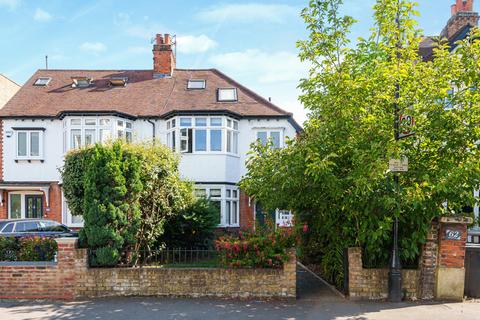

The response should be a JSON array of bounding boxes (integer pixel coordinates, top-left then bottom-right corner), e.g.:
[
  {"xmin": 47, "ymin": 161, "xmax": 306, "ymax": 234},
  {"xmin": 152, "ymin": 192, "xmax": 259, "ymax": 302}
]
[{"xmin": 0, "ymin": 34, "xmax": 301, "ymax": 229}]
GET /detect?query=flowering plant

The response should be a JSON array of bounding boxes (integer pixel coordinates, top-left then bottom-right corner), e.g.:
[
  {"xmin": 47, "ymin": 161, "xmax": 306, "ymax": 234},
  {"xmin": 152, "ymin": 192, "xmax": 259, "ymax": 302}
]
[
  {"xmin": 215, "ymin": 218, "xmax": 299, "ymax": 269},
  {"xmin": 0, "ymin": 236, "xmax": 57, "ymax": 262}
]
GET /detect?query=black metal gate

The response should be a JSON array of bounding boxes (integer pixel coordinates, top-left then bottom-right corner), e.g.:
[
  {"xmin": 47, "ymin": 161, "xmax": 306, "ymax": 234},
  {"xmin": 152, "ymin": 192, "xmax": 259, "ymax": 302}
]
[{"xmin": 465, "ymin": 231, "xmax": 480, "ymax": 298}]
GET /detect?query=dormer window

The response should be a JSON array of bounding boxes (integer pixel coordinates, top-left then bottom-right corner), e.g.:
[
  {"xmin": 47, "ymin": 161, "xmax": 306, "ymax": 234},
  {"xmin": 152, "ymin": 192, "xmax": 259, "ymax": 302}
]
[
  {"xmin": 71, "ymin": 77, "xmax": 92, "ymax": 88},
  {"xmin": 33, "ymin": 77, "xmax": 51, "ymax": 86},
  {"xmin": 217, "ymin": 88, "xmax": 238, "ymax": 102},
  {"xmin": 187, "ymin": 79, "xmax": 206, "ymax": 90},
  {"xmin": 109, "ymin": 77, "xmax": 128, "ymax": 87}
]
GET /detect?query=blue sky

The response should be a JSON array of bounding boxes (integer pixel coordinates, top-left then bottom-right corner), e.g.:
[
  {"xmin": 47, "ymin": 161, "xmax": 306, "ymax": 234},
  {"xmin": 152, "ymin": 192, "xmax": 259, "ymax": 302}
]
[{"xmin": 0, "ymin": 0, "xmax": 463, "ymax": 124}]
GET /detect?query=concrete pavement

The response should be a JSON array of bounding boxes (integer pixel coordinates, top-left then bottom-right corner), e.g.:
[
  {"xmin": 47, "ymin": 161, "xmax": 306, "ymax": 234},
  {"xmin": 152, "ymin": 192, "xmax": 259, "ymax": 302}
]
[{"xmin": 0, "ymin": 266, "xmax": 478, "ymax": 320}]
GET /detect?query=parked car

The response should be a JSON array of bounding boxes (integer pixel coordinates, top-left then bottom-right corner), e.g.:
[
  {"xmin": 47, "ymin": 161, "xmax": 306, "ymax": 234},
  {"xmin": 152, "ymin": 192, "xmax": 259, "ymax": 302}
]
[{"xmin": 0, "ymin": 219, "xmax": 77, "ymax": 238}]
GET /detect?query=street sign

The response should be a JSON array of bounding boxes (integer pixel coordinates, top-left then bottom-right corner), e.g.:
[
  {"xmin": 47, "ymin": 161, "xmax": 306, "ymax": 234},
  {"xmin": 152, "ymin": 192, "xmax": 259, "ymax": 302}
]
[
  {"xmin": 399, "ymin": 115, "xmax": 415, "ymax": 139},
  {"xmin": 389, "ymin": 158, "xmax": 408, "ymax": 172}
]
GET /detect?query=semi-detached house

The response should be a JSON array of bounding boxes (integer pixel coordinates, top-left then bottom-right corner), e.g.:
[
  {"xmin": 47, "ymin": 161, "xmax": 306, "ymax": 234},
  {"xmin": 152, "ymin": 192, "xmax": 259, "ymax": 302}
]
[{"xmin": 0, "ymin": 34, "xmax": 301, "ymax": 229}]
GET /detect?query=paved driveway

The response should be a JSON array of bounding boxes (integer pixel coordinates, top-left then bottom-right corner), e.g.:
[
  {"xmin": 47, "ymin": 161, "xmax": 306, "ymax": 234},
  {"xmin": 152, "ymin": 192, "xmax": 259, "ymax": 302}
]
[{"xmin": 0, "ymin": 266, "xmax": 479, "ymax": 320}]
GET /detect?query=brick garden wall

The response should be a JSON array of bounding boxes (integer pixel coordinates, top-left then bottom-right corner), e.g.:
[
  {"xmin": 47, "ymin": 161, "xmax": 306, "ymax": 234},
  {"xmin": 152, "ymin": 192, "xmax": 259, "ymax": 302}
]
[
  {"xmin": 347, "ymin": 247, "xmax": 420, "ymax": 300},
  {"xmin": 0, "ymin": 239, "xmax": 296, "ymax": 300}
]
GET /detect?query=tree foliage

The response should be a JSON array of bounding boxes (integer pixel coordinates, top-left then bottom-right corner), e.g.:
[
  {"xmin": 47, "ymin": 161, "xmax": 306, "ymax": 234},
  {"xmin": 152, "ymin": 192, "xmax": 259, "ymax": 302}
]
[{"xmin": 241, "ymin": 0, "xmax": 480, "ymax": 286}]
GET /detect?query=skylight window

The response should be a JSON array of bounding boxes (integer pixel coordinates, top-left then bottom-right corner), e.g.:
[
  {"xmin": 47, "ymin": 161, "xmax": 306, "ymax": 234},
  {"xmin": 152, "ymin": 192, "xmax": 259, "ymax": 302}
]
[
  {"xmin": 71, "ymin": 77, "xmax": 92, "ymax": 88},
  {"xmin": 217, "ymin": 88, "xmax": 238, "ymax": 102},
  {"xmin": 109, "ymin": 77, "xmax": 128, "ymax": 87},
  {"xmin": 33, "ymin": 77, "xmax": 51, "ymax": 86},
  {"xmin": 187, "ymin": 79, "xmax": 206, "ymax": 90}
]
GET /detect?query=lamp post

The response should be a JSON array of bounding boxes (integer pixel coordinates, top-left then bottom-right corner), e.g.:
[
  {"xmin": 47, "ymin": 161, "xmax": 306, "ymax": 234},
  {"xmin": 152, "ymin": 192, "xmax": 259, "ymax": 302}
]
[{"xmin": 388, "ymin": 0, "xmax": 403, "ymax": 302}]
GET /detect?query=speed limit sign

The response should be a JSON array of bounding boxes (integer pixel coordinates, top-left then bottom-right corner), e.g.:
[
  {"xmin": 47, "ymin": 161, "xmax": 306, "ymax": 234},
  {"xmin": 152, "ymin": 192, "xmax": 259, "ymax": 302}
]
[{"xmin": 399, "ymin": 115, "xmax": 415, "ymax": 139}]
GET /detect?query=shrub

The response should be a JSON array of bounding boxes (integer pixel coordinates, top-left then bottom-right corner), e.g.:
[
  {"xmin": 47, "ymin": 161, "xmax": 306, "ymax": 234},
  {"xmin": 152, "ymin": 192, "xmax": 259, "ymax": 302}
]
[
  {"xmin": 0, "ymin": 237, "xmax": 57, "ymax": 262},
  {"xmin": 160, "ymin": 198, "xmax": 220, "ymax": 249},
  {"xmin": 92, "ymin": 247, "xmax": 120, "ymax": 267},
  {"xmin": 215, "ymin": 220, "xmax": 297, "ymax": 269}
]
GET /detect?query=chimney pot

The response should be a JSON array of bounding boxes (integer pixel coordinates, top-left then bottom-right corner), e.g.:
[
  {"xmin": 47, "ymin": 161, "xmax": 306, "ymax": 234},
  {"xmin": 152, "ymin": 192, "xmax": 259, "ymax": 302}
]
[
  {"xmin": 452, "ymin": 4, "xmax": 458, "ymax": 15},
  {"xmin": 164, "ymin": 34, "xmax": 171, "ymax": 45},
  {"xmin": 156, "ymin": 34, "xmax": 164, "ymax": 45}
]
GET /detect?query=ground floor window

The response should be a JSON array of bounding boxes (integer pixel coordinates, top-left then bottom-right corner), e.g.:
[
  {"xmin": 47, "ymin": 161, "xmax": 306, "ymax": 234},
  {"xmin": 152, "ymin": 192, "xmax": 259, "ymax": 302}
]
[
  {"xmin": 62, "ymin": 193, "xmax": 84, "ymax": 227},
  {"xmin": 8, "ymin": 192, "xmax": 43, "ymax": 219},
  {"xmin": 194, "ymin": 185, "xmax": 239, "ymax": 227}
]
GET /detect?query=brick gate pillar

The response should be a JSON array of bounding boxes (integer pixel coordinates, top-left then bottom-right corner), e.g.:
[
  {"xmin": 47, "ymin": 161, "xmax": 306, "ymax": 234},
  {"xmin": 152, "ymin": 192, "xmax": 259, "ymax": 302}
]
[{"xmin": 435, "ymin": 216, "xmax": 473, "ymax": 301}]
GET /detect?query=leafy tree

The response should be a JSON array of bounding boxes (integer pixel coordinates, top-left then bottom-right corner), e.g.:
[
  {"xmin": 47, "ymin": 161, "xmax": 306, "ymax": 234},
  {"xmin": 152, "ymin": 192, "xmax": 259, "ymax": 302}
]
[
  {"xmin": 160, "ymin": 198, "xmax": 220, "ymax": 249},
  {"xmin": 241, "ymin": 0, "xmax": 480, "ymax": 287}
]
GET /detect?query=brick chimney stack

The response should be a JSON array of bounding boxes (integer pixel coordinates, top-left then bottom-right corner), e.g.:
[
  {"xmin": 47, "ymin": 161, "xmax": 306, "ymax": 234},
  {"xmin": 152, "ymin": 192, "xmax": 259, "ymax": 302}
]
[
  {"xmin": 153, "ymin": 33, "xmax": 175, "ymax": 78},
  {"xmin": 442, "ymin": 0, "xmax": 478, "ymax": 39}
]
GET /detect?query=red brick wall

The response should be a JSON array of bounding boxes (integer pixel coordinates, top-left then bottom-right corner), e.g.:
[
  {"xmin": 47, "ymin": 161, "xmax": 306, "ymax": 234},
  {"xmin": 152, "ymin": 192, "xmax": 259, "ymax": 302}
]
[
  {"xmin": 438, "ymin": 222, "xmax": 468, "ymax": 268},
  {"xmin": 0, "ymin": 191, "xmax": 6, "ymax": 219},
  {"xmin": 45, "ymin": 183, "xmax": 62, "ymax": 223},
  {"xmin": 239, "ymin": 190, "xmax": 254, "ymax": 230},
  {"xmin": 0, "ymin": 238, "xmax": 78, "ymax": 300},
  {"xmin": 0, "ymin": 120, "xmax": 3, "ymax": 181}
]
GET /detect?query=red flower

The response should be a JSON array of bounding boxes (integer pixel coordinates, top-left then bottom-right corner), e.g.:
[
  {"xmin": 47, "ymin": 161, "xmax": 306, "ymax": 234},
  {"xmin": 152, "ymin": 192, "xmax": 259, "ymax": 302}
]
[
  {"xmin": 243, "ymin": 243, "xmax": 248, "ymax": 252},
  {"xmin": 303, "ymin": 223, "xmax": 309, "ymax": 233}
]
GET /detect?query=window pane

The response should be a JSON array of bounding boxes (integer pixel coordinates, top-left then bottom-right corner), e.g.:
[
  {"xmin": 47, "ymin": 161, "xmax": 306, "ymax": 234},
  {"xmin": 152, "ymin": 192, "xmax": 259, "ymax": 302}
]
[
  {"xmin": 126, "ymin": 131, "xmax": 133, "ymax": 143},
  {"xmin": 85, "ymin": 119, "xmax": 96, "ymax": 126},
  {"xmin": 232, "ymin": 201, "xmax": 238, "ymax": 224},
  {"xmin": 167, "ymin": 121, "xmax": 171, "ymax": 130},
  {"xmin": 10, "ymin": 194, "xmax": 21, "ymax": 219},
  {"xmin": 70, "ymin": 119, "xmax": 81, "ymax": 126},
  {"xmin": 227, "ymin": 131, "xmax": 232, "ymax": 153},
  {"xmin": 195, "ymin": 118, "xmax": 207, "ymax": 127},
  {"xmin": 71, "ymin": 129, "xmax": 81, "ymax": 149},
  {"xmin": 195, "ymin": 129, "xmax": 207, "ymax": 151},
  {"xmin": 172, "ymin": 131, "xmax": 176, "ymax": 150},
  {"xmin": 99, "ymin": 129, "xmax": 111, "ymax": 143},
  {"xmin": 210, "ymin": 189, "xmax": 221, "ymax": 197},
  {"xmin": 180, "ymin": 118, "xmax": 192, "ymax": 127},
  {"xmin": 233, "ymin": 121, "xmax": 238, "ymax": 130},
  {"xmin": 85, "ymin": 129, "xmax": 96, "ymax": 146},
  {"xmin": 195, "ymin": 189, "xmax": 207, "ymax": 198},
  {"xmin": 117, "ymin": 120, "xmax": 124, "ymax": 127},
  {"xmin": 126, "ymin": 122, "xmax": 132, "ymax": 129},
  {"xmin": 212, "ymin": 200, "xmax": 221, "ymax": 224},
  {"xmin": 17, "ymin": 132, "xmax": 27, "ymax": 156},
  {"xmin": 257, "ymin": 132, "xmax": 267, "ymax": 145},
  {"xmin": 218, "ymin": 88, "xmax": 237, "ymax": 101},
  {"xmin": 3, "ymin": 223, "xmax": 13, "ymax": 233},
  {"xmin": 172, "ymin": 119, "xmax": 176, "ymax": 128},
  {"xmin": 210, "ymin": 130, "xmax": 222, "ymax": 151},
  {"xmin": 227, "ymin": 119, "xmax": 232, "ymax": 128},
  {"xmin": 226, "ymin": 190, "xmax": 231, "ymax": 198},
  {"xmin": 210, "ymin": 118, "xmax": 222, "ymax": 126},
  {"xmin": 233, "ymin": 190, "xmax": 238, "ymax": 198},
  {"xmin": 226, "ymin": 201, "xmax": 231, "ymax": 225},
  {"xmin": 187, "ymin": 79, "xmax": 206, "ymax": 89},
  {"xmin": 270, "ymin": 131, "xmax": 280, "ymax": 148},
  {"xmin": 30, "ymin": 132, "xmax": 40, "ymax": 156},
  {"xmin": 99, "ymin": 119, "xmax": 110, "ymax": 126},
  {"xmin": 233, "ymin": 132, "xmax": 238, "ymax": 154},
  {"xmin": 72, "ymin": 215, "xmax": 84, "ymax": 224},
  {"xmin": 15, "ymin": 222, "xmax": 26, "ymax": 232}
]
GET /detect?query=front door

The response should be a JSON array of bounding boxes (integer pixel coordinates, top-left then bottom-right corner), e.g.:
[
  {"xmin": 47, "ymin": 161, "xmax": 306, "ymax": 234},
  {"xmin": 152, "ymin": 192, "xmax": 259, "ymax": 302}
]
[{"xmin": 25, "ymin": 195, "xmax": 43, "ymax": 219}]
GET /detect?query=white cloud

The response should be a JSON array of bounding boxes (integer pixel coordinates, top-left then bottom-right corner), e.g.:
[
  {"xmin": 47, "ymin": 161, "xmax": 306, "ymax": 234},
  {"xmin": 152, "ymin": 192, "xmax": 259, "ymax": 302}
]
[
  {"xmin": 176, "ymin": 35, "xmax": 217, "ymax": 54},
  {"xmin": 209, "ymin": 49, "xmax": 308, "ymax": 84},
  {"xmin": 197, "ymin": 3, "xmax": 297, "ymax": 24},
  {"xmin": 34, "ymin": 8, "xmax": 52, "ymax": 22},
  {"xmin": 0, "ymin": 0, "xmax": 20, "ymax": 10},
  {"xmin": 80, "ymin": 42, "xmax": 107, "ymax": 54}
]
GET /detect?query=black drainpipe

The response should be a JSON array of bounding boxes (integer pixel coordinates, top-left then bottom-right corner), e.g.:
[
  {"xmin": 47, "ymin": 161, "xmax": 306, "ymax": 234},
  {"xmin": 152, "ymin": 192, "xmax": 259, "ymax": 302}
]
[{"xmin": 147, "ymin": 119, "xmax": 156, "ymax": 144}]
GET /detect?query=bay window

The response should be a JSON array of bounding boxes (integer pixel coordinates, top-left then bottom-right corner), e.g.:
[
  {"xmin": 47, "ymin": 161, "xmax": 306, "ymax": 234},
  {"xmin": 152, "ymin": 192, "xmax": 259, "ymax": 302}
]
[
  {"xmin": 194, "ymin": 185, "xmax": 239, "ymax": 227},
  {"xmin": 15, "ymin": 129, "xmax": 44, "ymax": 160},
  {"xmin": 166, "ymin": 116, "xmax": 238, "ymax": 154}
]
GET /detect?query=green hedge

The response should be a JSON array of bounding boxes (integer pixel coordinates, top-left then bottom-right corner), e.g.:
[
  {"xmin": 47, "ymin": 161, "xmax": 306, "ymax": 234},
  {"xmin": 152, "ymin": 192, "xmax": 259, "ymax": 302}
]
[{"xmin": 0, "ymin": 237, "xmax": 57, "ymax": 262}]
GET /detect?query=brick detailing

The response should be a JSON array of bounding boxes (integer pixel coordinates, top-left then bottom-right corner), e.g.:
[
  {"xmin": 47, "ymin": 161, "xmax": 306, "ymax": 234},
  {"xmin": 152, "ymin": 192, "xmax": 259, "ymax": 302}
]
[
  {"xmin": 153, "ymin": 33, "xmax": 175, "ymax": 76},
  {"xmin": 419, "ymin": 220, "xmax": 439, "ymax": 300},
  {"xmin": 347, "ymin": 247, "xmax": 420, "ymax": 300},
  {"xmin": 239, "ymin": 189, "xmax": 254, "ymax": 230},
  {"xmin": 0, "ymin": 240, "xmax": 296, "ymax": 300},
  {"xmin": 438, "ymin": 221, "xmax": 468, "ymax": 268},
  {"xmin": 0, "ymin": 191, "xmax": 7, "ymax": 219},
  {"xmin": 0, "ymin": 238, "xmax": 78, "ymax": 300},
  {"xmin": 45, "ymin": 183, "xmax": 62, "ymax": 223}
]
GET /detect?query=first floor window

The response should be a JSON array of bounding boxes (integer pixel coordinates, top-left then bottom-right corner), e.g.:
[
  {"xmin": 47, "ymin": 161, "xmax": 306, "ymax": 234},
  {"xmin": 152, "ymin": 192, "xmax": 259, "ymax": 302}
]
[
  {"xmin": 210, "ymin": 129, "xmax": 222, "ymax": 151},
  {"xmin": 257, "ymin": 130, "xmax": 282, "ymax": 149},
  {"xmin": 16, "ymin": 130, "xmax": 43, "ymax": 159}
]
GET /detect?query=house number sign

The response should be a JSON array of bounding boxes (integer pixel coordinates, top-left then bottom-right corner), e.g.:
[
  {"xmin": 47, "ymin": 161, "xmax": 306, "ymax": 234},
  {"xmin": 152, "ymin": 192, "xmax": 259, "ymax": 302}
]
[{"xmin": 445, "ymin": 229, "xmax": 462, "ymax": 241}]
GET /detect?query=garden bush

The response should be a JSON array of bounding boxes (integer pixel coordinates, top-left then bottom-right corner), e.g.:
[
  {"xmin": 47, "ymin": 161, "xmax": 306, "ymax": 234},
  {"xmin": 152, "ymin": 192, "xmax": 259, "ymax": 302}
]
[
  {"xmin": 215, "ymin": 219, "xmax": 297, "ymax": 268},
  {"xmin": 0, "ymin": 237, "xmax": 57, "ymax": 262},
  {"xmin": 160, "ymin": 198, "xmax": 220, "ymax": 249}
]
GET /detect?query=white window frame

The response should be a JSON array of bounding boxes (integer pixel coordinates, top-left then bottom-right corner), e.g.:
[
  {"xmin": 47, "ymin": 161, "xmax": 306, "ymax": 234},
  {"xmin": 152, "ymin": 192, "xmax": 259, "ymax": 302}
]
[
  {"xmin": 15, "ymin": 130, "xmax": 44, "ymax": 160},
  {"xmin": 167, "ymin": 116, "xmax": 239, "ymax": 156},
  {"xmin": 8, "ymin": 191, "xmax": 43, "ymax": 219},
  {"xmin": 194, "ymin": 185, "xmax": 240, "ymax": 227},
  {"xmin": 187, "ymin": 79, "xmax": 206, "ymax": 90},
  {"xmin": 62, "ymin": 192, "xmax": 84, "ymax": 228},
  {"xmin": 255, "ymin": 128, "xmax": 284, "ymax": 149},
  {"xmin": 217, "ymin": 88, "xmax": 238, "ymax": 102}
]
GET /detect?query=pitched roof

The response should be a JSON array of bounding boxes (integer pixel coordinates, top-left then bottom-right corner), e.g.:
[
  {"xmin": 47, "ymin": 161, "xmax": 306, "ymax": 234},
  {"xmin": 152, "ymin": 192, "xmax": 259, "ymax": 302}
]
[{"xmin": 0, "ymin": 68, "xmax": 294, "ymax": 121}]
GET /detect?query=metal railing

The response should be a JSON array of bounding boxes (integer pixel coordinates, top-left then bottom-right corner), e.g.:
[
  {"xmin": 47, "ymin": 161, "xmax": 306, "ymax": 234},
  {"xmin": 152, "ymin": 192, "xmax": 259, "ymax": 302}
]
[{"xmin": 88, "ymin": 248, "xmax": 219, "ymax": 268}]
